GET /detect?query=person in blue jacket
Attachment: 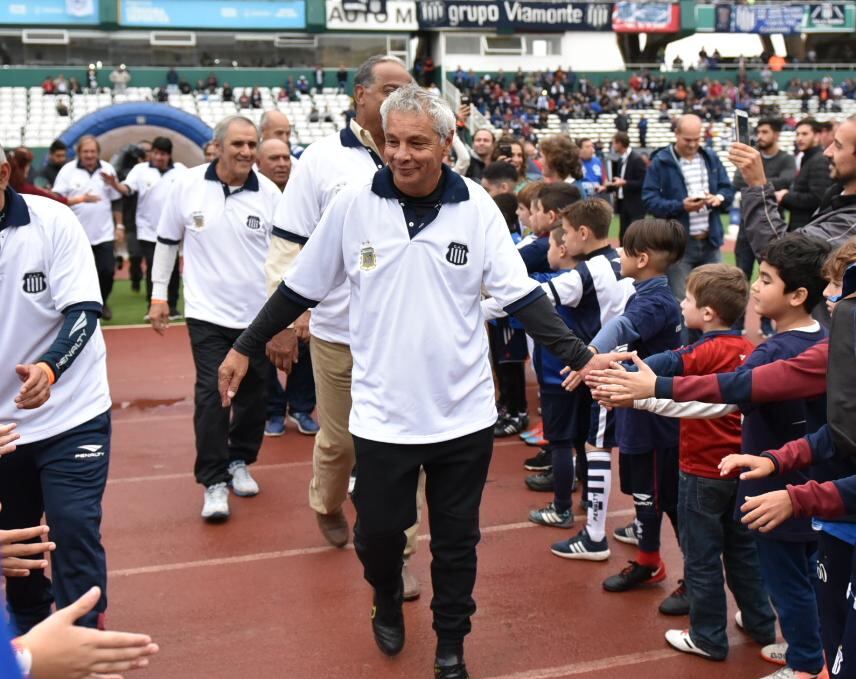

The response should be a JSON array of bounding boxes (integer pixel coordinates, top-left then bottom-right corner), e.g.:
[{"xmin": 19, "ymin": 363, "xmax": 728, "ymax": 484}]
[{"xmin": 642, "ymin": 114, "xmax": 734, "ymax": 304}]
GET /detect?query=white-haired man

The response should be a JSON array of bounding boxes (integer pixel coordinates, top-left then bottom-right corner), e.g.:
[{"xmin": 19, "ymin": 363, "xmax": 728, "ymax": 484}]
[
  {"xmin": 219, "ymin": 85, "xmax": 601, "ymax": 679},
  {"xmin": 147, "ymin": 116, "xmax": 281, "ymax": 521}
]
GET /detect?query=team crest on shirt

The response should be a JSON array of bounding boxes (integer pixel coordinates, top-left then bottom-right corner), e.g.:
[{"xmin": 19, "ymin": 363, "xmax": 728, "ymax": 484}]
[
  {"xmin": 359, "ymin": 242, "xmax": 377, "ymax": 271},
  {"xmin": 246, "ymin": 215, "xmax": 261, "ymax": 230},
  {"xmin": 191, "ymin": 211, "xmax": 205, "ymax": 229},
  {"xmin": 445, "ymin": 242, "xmax": 469, "ymax": 266},
  {"xmin": 22, "ymin": 272, "xmax": 47, "ymax": 294}
]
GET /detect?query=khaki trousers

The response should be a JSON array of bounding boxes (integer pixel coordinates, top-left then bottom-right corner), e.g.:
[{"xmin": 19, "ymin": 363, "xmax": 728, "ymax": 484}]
[{"xmin": 308, "ymin": 335, "xmax": 422, "ymax": 556}]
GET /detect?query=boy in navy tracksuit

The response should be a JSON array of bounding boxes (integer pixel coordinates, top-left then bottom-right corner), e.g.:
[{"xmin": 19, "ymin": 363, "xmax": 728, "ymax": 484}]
[{"xmin": 551, "ymin": 218, "xmax": 685, "ymax": 584}]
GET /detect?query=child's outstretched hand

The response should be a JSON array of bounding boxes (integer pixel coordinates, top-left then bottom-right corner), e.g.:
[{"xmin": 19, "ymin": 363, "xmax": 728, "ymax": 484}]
[
  {"xmin": 740, "ymin": 490, "xmax": 793, "ymax": 532},
  {"xmin": 584, "ymin": 353, "xmax": 655, "ymax": 404},
  {"xmin": 719, "ymin": 454, "xmax": 775, "ymax": 480}
]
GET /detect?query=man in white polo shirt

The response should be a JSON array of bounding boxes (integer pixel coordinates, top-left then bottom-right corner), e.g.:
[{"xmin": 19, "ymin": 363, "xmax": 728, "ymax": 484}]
[
  {"xmin": 219, "ymin": 86, "xmax": 596, "ymax": 679},
  {"xmin": 52, "ymin": 135, "xmax": 122, "ymax": 320},
  {"xmin": 0, "ymin": 144, "xmax": 112, "ymax": 634},
  {"xmin": 103, "ymin": 136, "xmax": 185, "ymax": 319},
  {"xmin": 147, "ymin": 116, "xmax": 281, "ymax": 522},
  {"xmin": 263, "ymin": 55, "xmax": 426, "ymax": 599}
]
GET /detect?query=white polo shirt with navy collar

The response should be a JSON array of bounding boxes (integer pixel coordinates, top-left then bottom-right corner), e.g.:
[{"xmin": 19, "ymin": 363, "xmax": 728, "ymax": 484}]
[
  {"xmin": 123, "ymin": 161, "xmax": 186, "ymax": 242},
  {"xmin": 282, "ymin": 166, "xmax": 543, "ymax": 444},
  {"xmin": 156, "ymin": 161, "xmax": 281, "ymax": 329},
  {"xmin": 272, "ymin": 123, "xmax": 384, "ymax": 345},
  {"xmin": 0, "ymin": 188, "xmax": 110, "ymax": 443},
  {"xmin": 52, "ymin": 158, "xmax": 122, "ymax": 245}
]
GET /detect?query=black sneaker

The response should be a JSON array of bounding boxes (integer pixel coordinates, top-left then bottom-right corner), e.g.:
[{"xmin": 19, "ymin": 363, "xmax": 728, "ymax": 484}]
[
  {"xmin": 523, "ymin": 448, "xmax": 552, "ymax": 471},
  {"xmin": 525, "ymin": 470, "xmax": 554, "ymax": 492},
  {"xmin": 613, "ymin": 522, "xmax": 639, "ymax": 546},
  {"xmin": 494, "ymin": 416, "xmax": 523, "ymax": 437},
  {"xmin": 603, "ymin": 560, "xmax": 666, "ymax": 592},
  {"xmin": 659, "ymin": 580, "xmax": 689, "ymax": 616},
  {"xmin": 371, "ymin": 587, "xmax": 405, "ymax": 656},
  {"xmin": 434, "ymin": 655, "xmax": 469, "ymax": 679}
]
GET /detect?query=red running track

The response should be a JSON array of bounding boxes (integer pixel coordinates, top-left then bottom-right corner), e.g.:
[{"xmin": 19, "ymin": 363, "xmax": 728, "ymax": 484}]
[{"xmin": 101, "ymin": 325, "xmax": 774, "ymax": 679}]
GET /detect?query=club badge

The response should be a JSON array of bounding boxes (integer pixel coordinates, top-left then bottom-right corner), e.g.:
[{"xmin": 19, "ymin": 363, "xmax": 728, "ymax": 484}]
[
  {"xmin": 360, "ymin": 242, "xmax": 377, "ymax": 271},
  {"xmin": 191, "ymin": 211, "xmax": 205, "ymax": 229},
  {"xmin": 445, "ymin": 242, "xmax": 469, "ymax": 266}
]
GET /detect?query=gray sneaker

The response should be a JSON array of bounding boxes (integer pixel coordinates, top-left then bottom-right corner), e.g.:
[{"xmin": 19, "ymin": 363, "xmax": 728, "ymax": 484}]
[
  {"xmin": 228, "ymin": 461, "xmax": 259, "ymax": 497},
  {"xmin": 201, "ymin": 482, "xmax": 230, "ymax": 521}
]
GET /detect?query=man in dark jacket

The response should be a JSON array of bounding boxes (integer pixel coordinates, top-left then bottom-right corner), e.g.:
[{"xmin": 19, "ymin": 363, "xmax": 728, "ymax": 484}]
[
  {"xmin": 642, "ymin": 114, "xmax": 734, "ymax": 302},
  {"xmin": 604, "ymin": 131, "xmax": 647, "ymax": 243},
  {"xmin": 732, "ymin": 115, "xmax": 856, "ymax": 262},
  {"xmin": 778, "ymin": 118, "xmax": 834, "ymax": 231}
]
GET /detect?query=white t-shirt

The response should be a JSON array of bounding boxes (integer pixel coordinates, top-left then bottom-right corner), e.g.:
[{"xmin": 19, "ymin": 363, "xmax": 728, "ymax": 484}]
[
  {"xmin": 0, "ymin": 191, "xmax": 111, "ymax": 443},
  {"xmin": 52, "ymin": 159, "xmax": 122, "ymax": 245},
  {"xmin": 273, "ymin": 127, "xmax": 384, "ymax": 345},
  {"xmin": 123, "ymin": 162, "xmax": 186, "ymax": 242},
  {"xmin": 156, "ymin": 163, "xmax": 281, "ymax": 329},
  {"xmin": 283, "ymin": 168, "xmax": 541, "ymax": 444}
]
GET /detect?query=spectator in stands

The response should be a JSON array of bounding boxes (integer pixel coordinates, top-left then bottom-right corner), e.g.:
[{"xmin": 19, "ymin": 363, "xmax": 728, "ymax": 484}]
[
  {"xmin": 155, "ymin": 86, "xmax": 168, "ymax": 103},
  {"xmin": 53, "ymin": 74, "xmax": 68, "ymax": 95},
  {"xmin": 337, "ymin": 64, "xmax": 348, "ymax": 93},
  {"xmin": 642, "ymin": 114, "xmax": 734, "ymax": 304},
  {"xmin": 54, "ymin": 99, "xmax": 68, "ymax": 117},
  {"xmin": 491, "ymin": 135, "xmax": 530, "ymax": 191},
  {"xmin": 221, "ymin": 82, "xmax": 233, "ymax": 103},
  {"xmin": 166, "ymin": 66, "xmax": 179, "ymax": 94},
  {"xmin": 8, "ymin": 147, "xmax": 98, "ymax": 207},
  {"xmin": 465, "ymin": 128, "xmax": 495, "ymax": 182},
  {"xmin": 35, "ymin": 140, "xmax": 68, "ymax": 190},
  {"xmin": 179, "ymin": 79, "xmax": 192, "ymax": 95},
  {"xmin": 309, "ymin": 106, "xmax": 320, "ymax": 123},
  {"xmin": 297, "ymin": 76, "xmax": 309, "ymax": 95},
  {"xmin": 614, "ymin": 110, "xmax": 630, "ymax": 133},
  {"xmin": 540, "ymin": 135, "xmax": 583, "ymax": 190},
  {"xmin": 314, "ymin": 65, "xmax": 324, "ymax": 91},
  {"xmin": 604, "ymin": 131, "xmax": 647, "ymax": 243},
  {"xmin": 638, "ymin": 114, "xmax": 648, "ymax": 148},
  {"xmin": 206, "ymin": 72, "xmax": 218, "ymax": 93},
  {"xmin": 732, "ymin": 117, "xmax": 796, "ymax": 333},
  {"xmin": 67, "ymin": 77, "xmax": 82, "ymax": 95},
  {"xmin": 85, "ymin": 64, "xmax": 98, "ymax": 92},
  {"xmin": 109, "ymin": 64, "xmax": 130, "ymax": 94},
  {"xmin": 778, "ymin": 118, "xmax": 834, "ymax": 231},
  {"xmin": 238, "ymin": 91, "xmax": 251, "ymax": 109},
  {"xmin": 41, "ymin": 76, "xmax": 55, "ymax": 94}
]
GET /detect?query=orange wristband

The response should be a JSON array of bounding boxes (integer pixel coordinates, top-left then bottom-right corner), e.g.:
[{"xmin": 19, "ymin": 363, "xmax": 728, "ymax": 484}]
[
  {"xmin": 150, "ymin": 299, "xmax": 168, "ymax": 306},
  {"xmin": 36, "ymin": 362, "xmax": 56, "ymax": 385}
]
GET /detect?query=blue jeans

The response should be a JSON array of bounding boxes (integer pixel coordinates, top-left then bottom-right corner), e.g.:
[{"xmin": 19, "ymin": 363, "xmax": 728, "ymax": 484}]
[
  {"xmin": 755, "ymin": 537, "xmax": 824, "ymax": 673},
  {"xmin": 266, "ymin": 339, "xmax": 316, "ymax": 418},
  {"xmin": 678, "ymin": 472, "xmax": 776, "ymax": 659}
]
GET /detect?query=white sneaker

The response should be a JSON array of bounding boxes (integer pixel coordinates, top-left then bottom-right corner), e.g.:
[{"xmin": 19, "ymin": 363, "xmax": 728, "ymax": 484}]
[
  {"xmin": 228, "ymin": 461, "xmax": 259, "ymax": 497},
  {"xmin": 735, "ymin": 610, "xmax": 744, "ymax": 629},
  {"xmin": 201, "ymin": 483, "xmax": 230, "ymax": 521},
  {"xmin": 665, "ymin": 629, "xmax": 712, "ymax": 658},
  {"xmin": 760, "ymin": 667, "xmax": 823, "ymax": 679},
  {"xmin": 761, "ymin": 642, "xmax": 788, "ymax": 666}
]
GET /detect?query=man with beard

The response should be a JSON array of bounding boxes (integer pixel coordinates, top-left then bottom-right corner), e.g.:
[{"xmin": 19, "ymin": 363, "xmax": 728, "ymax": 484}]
[{"xmin": 777, "ymin": 118, "xmax": 834, "ymax": 231}]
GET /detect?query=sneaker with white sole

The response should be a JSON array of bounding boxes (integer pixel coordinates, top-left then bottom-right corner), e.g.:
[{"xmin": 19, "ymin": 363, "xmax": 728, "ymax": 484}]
[
  {"xmin": 228, "ymin": 461, "xmax": 259, "ymax": 497},
  {"xmin": 550, "ymin": 529, "xmax": 610, "ymax": 561},
  {"xmin": 529, "ymin": 502, "xmax": 574, "ymax": 529},
  {"xmin": 761, "ymin": 667, "xmax": 825, "ymax": 679},
  {"xmin": 664, "ymin": 629, "xmax": 713, "ymax": 659},
  {"xmin": 735, "ymin": 610, "xmax": 744, "ymax": 630},
  {"xmin": 201, "ymin": 482, "xmax": 230, "ymax": 521},
  {"xmin": 761, "ymin": 642, "xmax": 788, "ymax": 667},
  {"xmin": 613, "ymin": 522, "xmax": 639, "ymax": 546}
]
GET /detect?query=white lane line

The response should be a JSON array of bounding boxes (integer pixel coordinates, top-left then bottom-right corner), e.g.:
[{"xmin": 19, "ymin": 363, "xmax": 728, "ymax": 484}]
[{"xmin": 107, "ymin": 509, "xmax": 634, "ymax": 577}]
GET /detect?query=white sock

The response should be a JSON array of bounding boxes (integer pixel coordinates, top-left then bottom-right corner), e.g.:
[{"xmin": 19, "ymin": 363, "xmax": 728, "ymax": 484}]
[{"xmin": 586, "ymin": 450, "xmax": 612, "ymax": 542}]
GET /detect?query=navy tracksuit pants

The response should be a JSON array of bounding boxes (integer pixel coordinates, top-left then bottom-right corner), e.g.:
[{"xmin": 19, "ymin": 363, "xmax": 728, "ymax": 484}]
[{"xmin": 0, "ymin": 410, "xmax": 110, "ymax": 634}]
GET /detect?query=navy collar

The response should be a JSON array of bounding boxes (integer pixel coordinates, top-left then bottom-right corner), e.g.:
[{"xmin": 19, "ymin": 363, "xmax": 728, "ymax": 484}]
[
  {"xmin": 581, "ymin": 244, "xmax": 615, "ymax": 261},
  {"xmin": 700, "ymin": 329, "xmax": 742, "ymax": 339},
  {"xmin": 633, "ymin": 274, "xmax": 669, "ymax": 291},
  {"xmin": 76, "ymin": 159, "xmax": 99, "ymax": 176},
  {"xmin": 371, "ymin": 164, "xmax": 469, "ymax": 205},
  {"xmin": 340, "ymin": 126, "xmax": 384, "ymax": 169},
  {"xmin": 204, "ymin": 159, "xmax": 259, "ymax": 195},
  {"xmin": 0, "ymin": 187, "xmax": 32, "ymax": 231}
]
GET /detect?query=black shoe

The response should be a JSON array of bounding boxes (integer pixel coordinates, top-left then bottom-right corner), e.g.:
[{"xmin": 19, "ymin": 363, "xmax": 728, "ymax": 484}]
[
  {"xmin": 523, "ymin": 448, "xmax": 552, "ymax": 471},
  {"xmin": 371, "ymin": 588, "xmax": 404, "ymax": 656},
  {"xmin": 494, "ymin": 415, "xmax": 523, "ymax": 437},
  {"xmin": 435, "ymin": 652, "xmax": 469, "ymax": 679},
  {"xmin": 659, "ymin": 579, "xmax": 689, "ymax": 616},
  {"xmin": 525, "ymin": 470, "xmax": 554, "ymax": 492},
  {"xmin": 602, "ymin": 560, "xmax": 666, "ymax": 592}
]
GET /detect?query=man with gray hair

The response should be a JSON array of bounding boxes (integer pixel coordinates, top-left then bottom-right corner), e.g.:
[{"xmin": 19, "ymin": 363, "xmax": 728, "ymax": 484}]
[
  {"xmin": 146, "ymin": 115, "xmax": 282, "ymax": 521},
  {"xmin": 261, "ymin": 55, "xmax": 427, "ymax": 594},
  {"xmin": 219, "ymin": 84, "xmax": 598, "ymax": 679}
]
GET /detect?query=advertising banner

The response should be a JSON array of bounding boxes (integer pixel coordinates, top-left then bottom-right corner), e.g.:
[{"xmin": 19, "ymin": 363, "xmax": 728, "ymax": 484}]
[
  {"xmin": 612, "ymin": 2, "xmax": 679, "ymax": 32},
  {"xmin": 417, "ymin": 1, "xmax": 614, "ymax": 31},
  {"xmin": 0, "ymin": 0, "xmax": 100, "ymax": 25},
  {"xmin": 120, "ymin": 0, "xmax": 306, "ymax": 29},
  {"xmin": 806, "ymin": 2, "xmax": 855, "ymax": 31},
  {"xmin": 704, "ymin": 2, "xmax": 854, "ymax": 34},
  {"xmin": 326, "ymin": 0, "xmax": 418, "ymax": 30}
]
